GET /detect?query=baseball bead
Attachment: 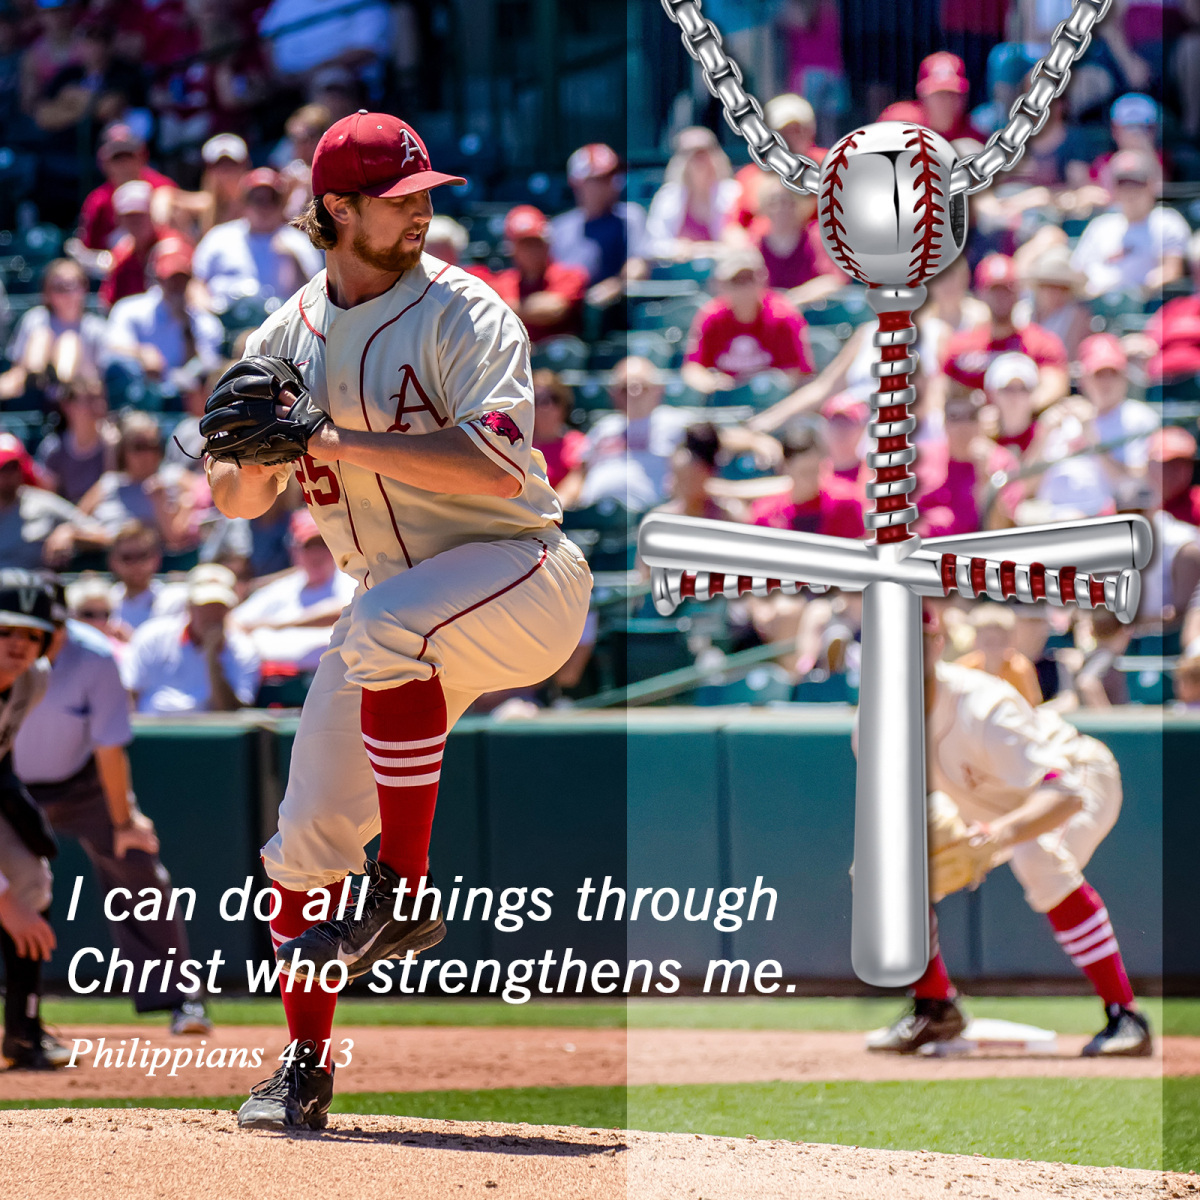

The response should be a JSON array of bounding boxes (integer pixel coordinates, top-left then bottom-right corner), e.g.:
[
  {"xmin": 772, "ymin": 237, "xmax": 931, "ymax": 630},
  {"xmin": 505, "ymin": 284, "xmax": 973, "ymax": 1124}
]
[{"xmin": 817, "ymin": 122, "xmax": 967, "ymax": 288}]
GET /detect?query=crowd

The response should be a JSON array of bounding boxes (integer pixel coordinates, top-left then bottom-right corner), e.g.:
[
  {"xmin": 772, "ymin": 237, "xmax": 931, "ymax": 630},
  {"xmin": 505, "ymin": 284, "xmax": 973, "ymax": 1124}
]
[{"xmin": 0, "ymin": 0, "xmax": 1196, "ymax": 714}]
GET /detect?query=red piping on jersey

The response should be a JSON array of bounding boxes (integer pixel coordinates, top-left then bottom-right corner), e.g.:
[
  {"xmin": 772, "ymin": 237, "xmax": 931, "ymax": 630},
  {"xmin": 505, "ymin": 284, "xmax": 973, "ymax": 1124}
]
[
  {"xmin": 415, "ymin": 540, "xmax": 549, "ymax": 662},
  {"xmin": 297, "ymin": 291, "xmax": 325, "ymax": 342},
  {"xmin": 334, "ymin": 461, "xmax": 371, "ymax": 587},
  {"xmin": 357, "ymin": 264, "xmax": 451, "ymax": 570},
  {"xmin": 471, "ymin": 422, "xmax": 526, "ymax": 481}
]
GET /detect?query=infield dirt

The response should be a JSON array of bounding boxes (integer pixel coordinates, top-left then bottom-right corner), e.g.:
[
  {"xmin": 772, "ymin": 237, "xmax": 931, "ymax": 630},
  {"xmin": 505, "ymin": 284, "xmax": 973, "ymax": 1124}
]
[{"xmin": 1, "ymin": 1108, "xmax": 1187, "ymax": 1200}]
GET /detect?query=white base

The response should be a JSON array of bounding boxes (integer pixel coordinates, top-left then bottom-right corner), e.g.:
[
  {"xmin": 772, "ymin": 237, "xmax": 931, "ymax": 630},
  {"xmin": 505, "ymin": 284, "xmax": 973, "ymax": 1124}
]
[{"xmin": 865, "ymin": 1016, "xmax": 1058, "ymax": 1056}]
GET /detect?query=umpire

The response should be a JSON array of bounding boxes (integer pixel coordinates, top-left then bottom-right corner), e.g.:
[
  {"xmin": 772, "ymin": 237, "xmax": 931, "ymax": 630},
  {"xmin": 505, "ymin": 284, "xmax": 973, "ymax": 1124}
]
[{"xmin": 13, "ymin": 586, "xmax": 212, "ymax": 1035}]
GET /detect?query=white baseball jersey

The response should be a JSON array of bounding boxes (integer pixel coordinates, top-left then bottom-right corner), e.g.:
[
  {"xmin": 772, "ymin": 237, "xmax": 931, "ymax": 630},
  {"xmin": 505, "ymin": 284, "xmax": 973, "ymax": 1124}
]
[
  {"xmin": 244, "ymin": 255, "xmax": 562, "ymax": 587},
  {"xmin": 926, "ymin": 661, "xmax": 1110, "ymax": 823}
]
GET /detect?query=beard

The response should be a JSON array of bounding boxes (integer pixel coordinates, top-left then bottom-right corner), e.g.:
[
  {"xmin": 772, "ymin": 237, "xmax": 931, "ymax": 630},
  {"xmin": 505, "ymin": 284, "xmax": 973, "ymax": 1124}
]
[{"xmin": 350, "ymin": 227, "xmax": 425, "ymax": 273}]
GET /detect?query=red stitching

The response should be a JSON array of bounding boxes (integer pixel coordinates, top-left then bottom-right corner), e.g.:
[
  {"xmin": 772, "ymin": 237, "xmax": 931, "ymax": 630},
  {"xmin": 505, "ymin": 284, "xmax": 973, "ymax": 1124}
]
[
  {"xmin": 904, "ymin": 127, "xmax": 945, "ymax": 285},
  {"xmin": 820, "ymin": 130, "xmax": 864, "ymax": 281},
  {"xmin": 297, "ymin": 290, "xmax": 325, "ymax": 342}
]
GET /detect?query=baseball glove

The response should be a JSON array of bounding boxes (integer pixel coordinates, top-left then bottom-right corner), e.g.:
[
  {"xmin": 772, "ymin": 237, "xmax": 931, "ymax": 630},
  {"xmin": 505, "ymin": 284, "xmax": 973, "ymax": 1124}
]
[
  {"xmin": 199, "ymin": 356, "xmax": 329, "ymax": 466},
  {"xmin": 928, "ymin": 792, "xmax": 999, "ymax": 902}
]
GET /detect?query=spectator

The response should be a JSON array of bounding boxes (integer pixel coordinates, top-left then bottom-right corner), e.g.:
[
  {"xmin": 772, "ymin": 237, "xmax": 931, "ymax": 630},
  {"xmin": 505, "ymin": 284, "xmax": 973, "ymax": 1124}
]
[
  {"xmin": 780, "ymin": 4, "xmax": 845, "ymax": 144},
  {"xmin": 276, "ymin": 103, "xmax": 332, "ymax": 219},
  {"xmin": 749, "ymin": 419, "xmax": 864, "ymax": 537},
  {"xmin": 878, "ymin": 52, "xmax": 982, "ymax": 141},
  {"xmin": 955, "ymin": 603, "xmax": 1043, "ymax": 707},
  {"xmin": 970, "ymin": 42, "xmax": 1033, "ymax": 137},
  {"xmin": 1130, "ymin": 475, "xmax": 1200, "ymax": 629},
  {"xmin": 576, "ymin": 357, "xmax": 690, "ymax": 510},
  {"xmin": 34, "ymin": 375, "xmax": 117, "ymax": 504},
  {"xmin": 1018, "ymin": 245, "xmax": 1092, "ymax": 359},
  {"xmin": 682, "ymin": 247, "xmax": 814, "ymax": 395},
  {"xmin": 1071, "ymin": 150, "xmax": 1189, "ymax": 298},
  {"xmin": 1077, "ymin": 334, "xmax": 1160, "ymax": 470},
  {"xmin": 0, "ymin": 259, "xmax": 107, "ymax": 400},
  {"xmin": 0, "ymin": 431, "xmax": 108, "ymax": 568},
  {"xmin": 1071, "ymin": 609, "xmax": 1133, "ymax": 707},
  {"xmin": 230, "ymin": 510, "xmax": 356, "ymax": 673},
  {"xmin": 161, "ymin": 133, "xmax": 250, "ymax": 243},
  {"xmin": 645, "ymin": 126, "xmax": 740, "ymax": 257},
  {"xmin": 937, "ymin": 254, "xmax": 1069, "ymax": 410},
  {"xmin": 753, "ymin": 174, "xmax": 845, "ymax": 303},
  {"xmin": 100, "ymin": 180, "xmax": 175, "ymax": 308},
  {"xmin": 424, "ymin": 215, "xmax": 470, "ymax": 267},
  {"xmin": 730, "ymin": 93, "xmax": 825, "ymax": 234},
  {"xmin": 306, "ymin": 63, "xmax": 362, "ymax": 124},
  {"xmin": 78, "ymin": 412, "xmax": 195, "ymax": 551},
  {"xmin": 983, "ymin": 351, "xmax": 1040, "ymax": 456},
  {"xmin": 71, "ymin": 122, "xmax": 175, "ymax": 258},
  {"xmin": 122, "ymin": 563, "xmax": 260, "ymax": 714},
  {"xmin": 14, "ymin": 609, "xmax": 212, "ymax": 1035},
  {"xmin": 107, "ymin": 520, "xmax": 186, "ymax": 633},
  {"xmin": 915, "ymin": 254, "xmax": 988, "ymax": 380},
  {"xmin": 1087, "ymin": 92, "xmax": 1164, "ymax": 194},
  {"xmin": 916, "ymin": 391, "xmax": 1021, "ymax": 536},
  {"xmin": 1146, "ymin": 232, "xmax": 1200, "ymax": 383},
  {"xmin": 164, "ymin": 360, "xmax": 218, "ymax": 468},
  {"xmin": 1151, "ymin": 426, "xmax": 1200, "ymax": 527},
  {"xmin": 489, "ymin": 206, "xmax": 590, "ymax": 344},
  {"xmin": 64, "ymin": 575, "xmax": 123, "ymax": 650},
  {"xmin": 550, "ymin": 142, "xmax": 648, "ymax": 306},
  {"xmin": 531, "ymin": 369, "xmax": 585, "ymax": 506},
  {"xmin": 192, "ymin": 168, "xmax": 323, "ymax": 307},
  {"xmin": 258, "ymin": 0, "xmax": 391, "ymax": 82},
  {"xmin": 655, "ymin": 422, "xmax": 741, "ymax": 522},
  {"xmin": 103, "ymin": 236, "xmax": 224, "ymax": 389},
  {"xmin": 1174, "ymin": 655, "xmax": 1200, "ymax": 708},
  {"xmin": 821, "ymin": 392, "xmax": 868, "ymax": 485},
  {"xmin": 18, "ymin": 0, "xmax": 82, "ymax": 118}
]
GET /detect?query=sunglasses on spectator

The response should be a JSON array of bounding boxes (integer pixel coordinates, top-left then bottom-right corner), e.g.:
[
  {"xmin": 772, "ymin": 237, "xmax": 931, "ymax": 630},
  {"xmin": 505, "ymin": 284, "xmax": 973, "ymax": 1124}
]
[
  {"xmin": 113, "ymin": 547, "xmax": 156, "ymax": 562},
  {"xmin": 76, "ymin": 608, "xmax": 110, "ymax": 621},
  {"xmin": 1115, "ymin": 176, "xmax": 1148, "ymax": 188},
  {"xmin": 127, "ymin": 441, "xmax": 161, "ymax": 452},
  {"xmin": 726, "ymin": 270, "xmax": 758, "ymax": 286},
  {"xmin": 107, "ymin": 150, "xmax": 136, "ymax": 161},
  {"xmin": 945, "ymin": 407, "xmax": 980, "ymax": 423},
  {"xmin": 47, "ymin": 279, "xmax": 85, "ymax": 293}
]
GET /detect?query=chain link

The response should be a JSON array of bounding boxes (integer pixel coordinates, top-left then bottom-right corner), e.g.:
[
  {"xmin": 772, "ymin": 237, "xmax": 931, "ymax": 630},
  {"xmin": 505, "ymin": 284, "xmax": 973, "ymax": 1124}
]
[{"xmin": 660, "ymin": 0, "xmax": 1110, "ymax": 196}]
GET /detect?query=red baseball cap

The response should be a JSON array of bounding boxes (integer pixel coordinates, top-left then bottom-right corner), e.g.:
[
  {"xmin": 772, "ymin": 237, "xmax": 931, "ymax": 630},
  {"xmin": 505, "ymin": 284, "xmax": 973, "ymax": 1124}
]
[
  {"xmin": 974, "ymin": 253, "xmax": 1018, "ymax": 290},
  {"xmin": 1148, "ymin": 425, "xmax": 1196, "ymax": 463},
  {"xmin": 152, "ymin": 235, "xmax": 194, "ymax": 280},
  {"xmin": 311, "ymin": 111, "xmax": 466, "ymax": 198},
  {"xmin": 821, "ymin": 391, "xmax": 868, "ymax": 422},
  {"xmin": 567, "ymin": 143, "xmax": 620, "ymax": 183},
  {"xmin": 504, "ymin": 205, "xmax": 549, "ymax": 242},
  {"xmin": 0, "ymin": 432, "xmax": 23, "ymax": 469},
  {"xmin": 917, "ymin": 52, "xmax": 969, "ymax": 98},
  {"xmin": 240, "ymin": 167, "xmax": 286, "ymax": 197},
  {"xmin": 290, "ymin": 508, "xmax": 322, "ymax": 545},
  {"xmin": 1079, "ymin": 332, "xmax": 1128, "ymax": 374}
]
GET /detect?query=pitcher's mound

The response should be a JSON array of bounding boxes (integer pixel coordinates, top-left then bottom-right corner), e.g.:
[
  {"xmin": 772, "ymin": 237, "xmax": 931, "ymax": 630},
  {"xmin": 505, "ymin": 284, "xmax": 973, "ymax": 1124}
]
[{"xmin": 0, "ymin": 1108, "xmax": 1179, "ymax": 1200}]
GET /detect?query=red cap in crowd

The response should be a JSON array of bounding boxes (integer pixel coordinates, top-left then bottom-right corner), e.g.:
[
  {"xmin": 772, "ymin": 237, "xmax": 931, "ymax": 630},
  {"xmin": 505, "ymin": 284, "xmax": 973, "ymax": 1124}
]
[
  {"xmin": 917, "ymin": 52, "xmax": 969, "ymax": 98},
  {"xmin": 974, "ymin": 253, "xmax": 1018, "ymax": 290},
  {"xmin": 1150, "ymin": 309, "xmax": 1200, "ymax": 380},
  {"xmin": 152, "ymin": 236, "xmax": 194, "ymax": 280},
  {"xmin": 567, "ymin": 143, "xmax": 620, "ymax": 183},
  {"xmin": 240, "ymin": 167, "xmax": 286, "ymax": 197},
  {"xmin": 1079, "ymin": 333, "xmax": 1128, "ymax": 374},
  {"xmin": 0, "ymin": 432, "xmax": 42, "ymax": 487},
  {"xmin": 821, "ymin": 392, "xmax": 868, "ymax": 423},
  {"xmin": 311, "ymin": 111, "xmax": 466, "ymax": 198},
  {"xmin": 290, "ymin": 509, "xmax": 322, "ymax": 545},
  {"xmin": 1148, "ymin": 425, "xmax": 1197, "ymax": 463},
  {"xmin": 98, "ymin": 121, "xmax": 144, "ymax": 160},
  {"xmin": 504, "ymin": 205, "xmax": 549, "ymax": 242}
]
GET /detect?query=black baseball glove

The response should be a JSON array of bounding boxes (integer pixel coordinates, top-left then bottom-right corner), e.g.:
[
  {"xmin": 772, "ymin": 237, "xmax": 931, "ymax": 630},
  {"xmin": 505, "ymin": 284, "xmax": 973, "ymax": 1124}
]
[{"xmin": 199, "ymin": 356, "xmax": 329, "ymax": 467}]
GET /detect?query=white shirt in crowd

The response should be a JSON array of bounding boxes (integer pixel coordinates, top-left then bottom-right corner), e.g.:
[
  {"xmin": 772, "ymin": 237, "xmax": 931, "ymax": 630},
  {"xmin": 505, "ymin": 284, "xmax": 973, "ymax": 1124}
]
[
  {"xmin": 7, "ymin": 305, "xmax": 108, "ymax": 376},
  {"xmin": 548, "ymin": 202, "xmax": 648, "ymax": 282},
  {"xmin": 231, "ymin": 567, "xmax": 357, "ymax": 671},
  {"xmin": 258, "ymin": 0, "xmax": 391, "ymax": 76},
  {"xmin": 578, "ymin": 406, "xmax": 692, "ymax": 510},
  {"xmin": 121, "ymin": 614, "xmax": 261, "ymax": 713},
  {"xmin": 104, "ymin": 286, "xmax": 224, "ymax": 372},
  {"xmin": 1070, "ymin": 205, "xmax": 1190, "ymax": 296},
  {"xmin": 1093, "ymin": 398, "xmax": 1160, "ymax": 469},
  {"xmin": 193, "ymin": 218, "xmax": 324, "ymax": 307},
  {"xmin": 110, "ymin": 578, "xmax": 188, "ymax": 632}
]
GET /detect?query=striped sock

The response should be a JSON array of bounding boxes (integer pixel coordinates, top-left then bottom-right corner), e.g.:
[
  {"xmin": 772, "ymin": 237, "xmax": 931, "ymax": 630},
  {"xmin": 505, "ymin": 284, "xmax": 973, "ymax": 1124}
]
[
  {"xmin": 269, "ymin": 881, "xmax": 338, "ymax": 1052},
  {"xmin": 361, "ymin": 675, "xmax": 447, "ymax": 896},
  {"xmin": 912, "ymin": 913, "xmax": 956, "ymax": 1000},
  {"xmin": 1047, "ymin": 882, "xmax": 1134, "ymax": 1008}
]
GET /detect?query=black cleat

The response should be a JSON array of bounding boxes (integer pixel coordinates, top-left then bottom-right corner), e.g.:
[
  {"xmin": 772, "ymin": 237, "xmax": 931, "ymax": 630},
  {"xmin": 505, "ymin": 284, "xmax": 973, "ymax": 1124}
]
[
  {"xmin": 237, "ymin": 1040, "xmax": 334, "ymax": 1130},
  {"xmin": 3, "ymin": 1023, "xmax": 71, "ymax": 1071},
  {"xmin": 867, "ymin": 997, "xmax": 968, "ymax": 1054},
  {"xmin": 169, "ymin": 999, "xmax": 214, "ymax": 1036},
  {"xmin": 1081, "ymin": 1004, "xmax": 1153, "ymax": 1058},
  {"xmin": 275, "ymin": 860, "xmax": 446, "ymax": 982}
]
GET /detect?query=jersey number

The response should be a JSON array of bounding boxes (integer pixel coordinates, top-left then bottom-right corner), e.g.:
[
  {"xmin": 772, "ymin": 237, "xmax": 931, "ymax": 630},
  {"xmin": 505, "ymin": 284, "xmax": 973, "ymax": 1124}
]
[{"xmin": 295, "ymin": 454, "xmax": 340, "ymax": 507}]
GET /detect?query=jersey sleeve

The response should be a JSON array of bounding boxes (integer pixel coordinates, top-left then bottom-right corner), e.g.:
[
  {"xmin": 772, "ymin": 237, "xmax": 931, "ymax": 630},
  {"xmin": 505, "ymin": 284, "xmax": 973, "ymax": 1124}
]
[
  {"xmin": 87, "ymin": 650, "xmax": 134, "ymax": 749},
  {"xmin": 439, "ymin": 287, "xmax": 536, "ymax": 485}
]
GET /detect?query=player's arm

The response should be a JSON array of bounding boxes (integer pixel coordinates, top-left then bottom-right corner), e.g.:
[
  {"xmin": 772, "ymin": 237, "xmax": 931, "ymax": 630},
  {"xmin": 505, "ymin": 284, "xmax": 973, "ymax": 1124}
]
[
  {"xmin": 307, "ymin": 424, "xmax": 521, "ymax": 498},
  {"xmin": 975, "ymin": 781, "xmax": 1084, "ymax": 852},
  {"xmin": 207, "ymin": 458, "xmax": 289, "ymax": 519}
]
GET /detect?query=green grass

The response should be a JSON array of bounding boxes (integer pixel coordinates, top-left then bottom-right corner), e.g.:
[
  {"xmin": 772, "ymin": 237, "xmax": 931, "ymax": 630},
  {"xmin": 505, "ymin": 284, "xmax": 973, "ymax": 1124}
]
[
  {"xmin": 41, "ymin": 994, "xmax": 1178, "ymax": 1034},
  {"xmin": 40, "ymin": 996, "xmax": 628, "ymax": 1029},
  {"xmin": 0, "ymin": 1079, "xmax": 1161, "ymax": 1169},
  {"xmin": 1165, "ymin": 1077, "xmax": 1200, "ymax": 1172}
]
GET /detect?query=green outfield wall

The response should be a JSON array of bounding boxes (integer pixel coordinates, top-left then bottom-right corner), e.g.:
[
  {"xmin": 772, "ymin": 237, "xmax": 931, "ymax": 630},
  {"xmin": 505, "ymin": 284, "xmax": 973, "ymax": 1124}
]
[{"xmin": 42, "ymin": 709, "xmax": 1178, "ymax": 992}]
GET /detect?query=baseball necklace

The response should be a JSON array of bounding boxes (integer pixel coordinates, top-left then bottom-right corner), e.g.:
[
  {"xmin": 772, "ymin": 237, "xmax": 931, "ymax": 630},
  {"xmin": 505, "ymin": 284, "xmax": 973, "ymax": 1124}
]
[{"xmin": 641, "ymin": 0, "xmax": 1152, "ymax": 987}]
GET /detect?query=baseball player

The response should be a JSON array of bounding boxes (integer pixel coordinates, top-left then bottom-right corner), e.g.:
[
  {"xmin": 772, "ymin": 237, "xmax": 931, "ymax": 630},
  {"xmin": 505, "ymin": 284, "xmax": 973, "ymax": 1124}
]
[
  {"xmin": 13, "ymin": 585, "xmax": 213, "ymax": 1036},
  {"xmin": 869, "ymin": 608, "xmax": 1151, "ymax": 1057},
  {"xmin": 203, "ymin": 111, "xmax": 592, "ymax": 1130},
  {"xmin": 0, "ymin": 570, "xmax": 69, "ymax": 1070}
]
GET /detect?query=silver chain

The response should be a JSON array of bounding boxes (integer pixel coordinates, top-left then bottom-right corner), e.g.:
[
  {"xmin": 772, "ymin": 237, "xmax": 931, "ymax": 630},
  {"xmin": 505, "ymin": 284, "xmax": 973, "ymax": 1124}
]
[{"xmin": 659, "ymin": 0, "xmax": 1111, "ymax": 196}]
